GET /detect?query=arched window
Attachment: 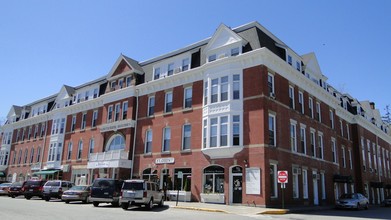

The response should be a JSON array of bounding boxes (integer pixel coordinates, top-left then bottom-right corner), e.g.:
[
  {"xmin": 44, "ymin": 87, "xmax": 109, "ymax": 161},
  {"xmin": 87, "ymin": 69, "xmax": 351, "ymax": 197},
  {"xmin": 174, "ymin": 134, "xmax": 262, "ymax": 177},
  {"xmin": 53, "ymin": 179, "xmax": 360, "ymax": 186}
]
[
  {"xmin": 106, "ymin": 134, "xmax": 125, "ymax": 151},
  {"xmin": 203, "ymin": 165, "xmax": 224, "ymax": 194},
  {"xmin": 142, "ymin": 168, "xmax": 157, "ymax": 182}
]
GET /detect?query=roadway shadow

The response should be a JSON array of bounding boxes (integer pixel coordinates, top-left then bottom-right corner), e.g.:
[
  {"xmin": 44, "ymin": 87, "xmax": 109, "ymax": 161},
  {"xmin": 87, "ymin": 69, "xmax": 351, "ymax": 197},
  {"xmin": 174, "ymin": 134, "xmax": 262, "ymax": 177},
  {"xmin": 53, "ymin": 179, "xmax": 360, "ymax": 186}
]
[{"xmin": 122, "ymin": 205, "xmax": 169, "ymax": 212}]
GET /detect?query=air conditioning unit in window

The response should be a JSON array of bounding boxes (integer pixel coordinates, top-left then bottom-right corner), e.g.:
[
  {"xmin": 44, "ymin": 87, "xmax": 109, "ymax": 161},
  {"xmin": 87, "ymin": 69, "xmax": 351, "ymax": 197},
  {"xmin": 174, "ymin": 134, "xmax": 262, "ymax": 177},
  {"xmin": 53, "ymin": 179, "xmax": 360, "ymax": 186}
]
[
  {"xmin": 174, "ymin": 67, "xmax": 181, "ymax": 74},
  {"xmin": 218, "ymin": 54, "xmax": 226, "ymax": 59},
  {"xmin": 312, "ymin": 173, "xmax": 317, "ymax": 179},
  {"xmin": 370, "ymin": 168, "xmax": 374, "ymax": 172},
  {"xmin": 269, "ymin": 92, "xmax": 276, "ymax": 99},
  {"xmin": 363, "ymin": 165, "xmax": 366, "ymax": 171}
]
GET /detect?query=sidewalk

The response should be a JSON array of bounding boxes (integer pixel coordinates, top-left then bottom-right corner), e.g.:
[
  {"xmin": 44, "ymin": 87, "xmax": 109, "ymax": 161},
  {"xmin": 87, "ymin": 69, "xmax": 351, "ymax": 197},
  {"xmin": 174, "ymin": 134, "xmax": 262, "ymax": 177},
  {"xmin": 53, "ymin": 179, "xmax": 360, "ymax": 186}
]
[{"xmin": 165, "ymin": 201, "xmax": 333, "ymax": 215}]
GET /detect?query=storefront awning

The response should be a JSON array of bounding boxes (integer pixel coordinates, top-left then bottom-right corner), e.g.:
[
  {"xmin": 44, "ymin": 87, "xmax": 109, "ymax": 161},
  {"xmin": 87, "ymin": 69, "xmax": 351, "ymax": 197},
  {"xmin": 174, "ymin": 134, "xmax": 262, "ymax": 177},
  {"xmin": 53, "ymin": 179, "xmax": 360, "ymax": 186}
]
[
  {"xmin": 33, "ymin": 170, "xmax": 59, "ymax": 175},
  {"xmin": 0, "ymin": 171, "xmax": 5, "ymax": 177},
  {"xmin": 333, "ymin": 174, "xmax": 353, "ymax": 183}
]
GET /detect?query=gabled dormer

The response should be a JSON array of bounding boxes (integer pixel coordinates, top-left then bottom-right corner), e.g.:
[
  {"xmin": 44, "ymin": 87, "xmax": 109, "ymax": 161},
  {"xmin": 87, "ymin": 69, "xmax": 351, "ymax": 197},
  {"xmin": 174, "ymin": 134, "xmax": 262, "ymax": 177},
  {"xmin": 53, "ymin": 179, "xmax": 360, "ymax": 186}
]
[
  {"xmin": 204, "ymin": 24, "xmax": 248, "ymax": 62},
  {"xmin": 54, "ymin": 85, "xmax": 75, "ymax": 109},
  {"xmin": 106, "ymin": 54, "xmax": 144, "ymax": 93},
  {"xmin": 302, "ymin": 52, "xmax": 328, "ymax": 89},
  {"xmin": 6, "ymin": 105, "xmax": 22, "ymax": 124}
]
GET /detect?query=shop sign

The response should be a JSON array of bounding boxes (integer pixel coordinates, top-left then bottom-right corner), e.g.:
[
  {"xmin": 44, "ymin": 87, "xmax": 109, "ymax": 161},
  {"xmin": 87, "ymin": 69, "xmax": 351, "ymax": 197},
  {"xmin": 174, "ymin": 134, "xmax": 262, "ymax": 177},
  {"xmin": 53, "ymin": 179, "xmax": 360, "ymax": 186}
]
[{"xmin": 155, "ymin": 157, "xmax": 175, "ymax": 164}]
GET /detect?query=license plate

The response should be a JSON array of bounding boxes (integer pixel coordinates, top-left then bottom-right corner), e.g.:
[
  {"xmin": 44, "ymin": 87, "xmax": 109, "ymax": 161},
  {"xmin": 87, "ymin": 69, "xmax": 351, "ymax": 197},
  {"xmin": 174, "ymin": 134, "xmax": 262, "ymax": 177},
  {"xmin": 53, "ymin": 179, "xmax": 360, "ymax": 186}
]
[
  {"xmin": 29, "ymin": 189, "xmax": 33, "ymax": 191},
  {"xmin": 104, "ymin": 192, "xmax": 109, "ymax": 195}
]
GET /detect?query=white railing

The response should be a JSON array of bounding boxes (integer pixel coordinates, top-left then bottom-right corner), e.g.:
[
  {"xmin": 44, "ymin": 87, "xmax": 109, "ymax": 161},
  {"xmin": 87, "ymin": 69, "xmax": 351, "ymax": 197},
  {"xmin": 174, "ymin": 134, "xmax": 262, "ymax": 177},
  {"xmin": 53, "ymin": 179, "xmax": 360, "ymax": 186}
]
[{"xmin": 89, "ymin": 150, "xmax": 128, "ymax": 162}]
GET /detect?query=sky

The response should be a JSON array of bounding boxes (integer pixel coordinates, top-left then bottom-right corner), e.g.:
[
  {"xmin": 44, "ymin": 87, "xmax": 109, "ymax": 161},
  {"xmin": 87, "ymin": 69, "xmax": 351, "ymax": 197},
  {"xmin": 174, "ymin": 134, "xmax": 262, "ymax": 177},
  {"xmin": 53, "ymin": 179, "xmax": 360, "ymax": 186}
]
[{"xmin": 1, "ymin": 0, "xmax": 390, "ymax": 123}]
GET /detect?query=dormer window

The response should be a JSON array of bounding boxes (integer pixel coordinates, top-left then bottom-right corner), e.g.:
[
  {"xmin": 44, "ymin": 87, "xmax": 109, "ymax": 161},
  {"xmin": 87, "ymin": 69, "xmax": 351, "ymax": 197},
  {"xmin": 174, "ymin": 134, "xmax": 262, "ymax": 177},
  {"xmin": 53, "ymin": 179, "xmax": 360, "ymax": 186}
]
[
  {"xmin": 288, "ymin": 55, "xmax": 292, "ymax": 65},
  {"xmin": 93, "ymin": 88, "xmax": 99, "ymax": 98},
  {"xmin": 111, "ymin": 81, "xmax": 117, "ymax": 90},
  {"xmin": 154, "ymin": 67, "xmax": 161, "ymax": 80},
  {"xmin": 168, "ymin": 63, "xmax": 174, "ymax": 76},
  {"xmin": 119, "ymin": 79, "xmax": 124, "ymax": 89},
  {"xmin": 182, "ymin": 58, "xmax": 189, "ymax": 71},
  {"xmin": 208, "ymin": 54, "xmax": 216, "ymax": 62},
  {"xmin": 126, "ymin": 76, "xmax": 132, "ymax": 87},
  {"xmin": 296, "ymin": 61, "xmax": 301, "ymax": 71},
  {"xmin": 85, "ymin": 91, "xmax": 89, "ymax": 101},
  {"xmin": 231, "ymin": 47, "xmax": 239, "ymax": 56}
]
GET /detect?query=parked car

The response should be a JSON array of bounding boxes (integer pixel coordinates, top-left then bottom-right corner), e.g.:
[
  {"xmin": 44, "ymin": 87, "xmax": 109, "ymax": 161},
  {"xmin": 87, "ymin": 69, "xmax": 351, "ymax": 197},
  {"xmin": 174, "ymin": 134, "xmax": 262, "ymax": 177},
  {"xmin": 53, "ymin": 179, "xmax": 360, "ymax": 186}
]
[
  {"xmin": 22, "ymin": 180, "xmax": 47, "ymax": 200},
  {"xmin": 43, "ymin": 180, "xmax": 74, "ymax": 201},
  {"xmin": 382, "ymin": 196, "xmax": 391, "ymax": 207},
  {"xmin": 62, "ymin": 185, "xmax": 91, "ymax": 204},
  {"xmin": 90, "ymin": 178, "xmax": 123, "ymax": 207},
  {"xmin": 8, "ymin": 182, "xmax": 25, "ymax": 198},
  {"xmin": 0, "ymin": 182, "xmax": 12, "ymax": 196},
  {"xmin": 335, "ymin": 193, "xmax": 369, "ymax": 210},
  {"xmin": 120, "ymin": 179, "xmax": 164, "ymax": 210}
]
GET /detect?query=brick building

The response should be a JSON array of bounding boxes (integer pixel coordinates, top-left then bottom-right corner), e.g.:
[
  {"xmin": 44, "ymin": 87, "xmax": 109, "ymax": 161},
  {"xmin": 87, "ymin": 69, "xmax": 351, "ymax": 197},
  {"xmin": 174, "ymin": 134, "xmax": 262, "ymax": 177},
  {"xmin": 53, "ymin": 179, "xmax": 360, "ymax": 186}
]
[{"xmin": 1, "ymin": 21, "xmax": 390, "ymax": 207}]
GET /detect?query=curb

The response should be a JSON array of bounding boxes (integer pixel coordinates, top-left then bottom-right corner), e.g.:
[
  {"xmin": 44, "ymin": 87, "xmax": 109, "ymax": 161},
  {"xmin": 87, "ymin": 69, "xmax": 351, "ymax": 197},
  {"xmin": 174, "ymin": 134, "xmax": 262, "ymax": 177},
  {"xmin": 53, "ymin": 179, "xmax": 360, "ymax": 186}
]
[
  {"xmin": 171, "ymin": 206, "xmax": 228, "ymax": 213},
  {"xmin": 259, "ymin": 209, "xmax": 289, "ymax": 215}
]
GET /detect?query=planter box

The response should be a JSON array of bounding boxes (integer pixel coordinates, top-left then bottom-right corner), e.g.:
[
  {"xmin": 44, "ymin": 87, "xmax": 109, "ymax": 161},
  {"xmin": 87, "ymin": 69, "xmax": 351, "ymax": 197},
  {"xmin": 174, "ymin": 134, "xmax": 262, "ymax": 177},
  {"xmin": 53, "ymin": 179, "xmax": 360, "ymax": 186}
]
[
  {"xmin": 168, "ymin": 190, "xmax": 191, "ymax": 202},
  {"xmin": 200, "ymin": 193, "xmax": 225, "ymax": 204}
]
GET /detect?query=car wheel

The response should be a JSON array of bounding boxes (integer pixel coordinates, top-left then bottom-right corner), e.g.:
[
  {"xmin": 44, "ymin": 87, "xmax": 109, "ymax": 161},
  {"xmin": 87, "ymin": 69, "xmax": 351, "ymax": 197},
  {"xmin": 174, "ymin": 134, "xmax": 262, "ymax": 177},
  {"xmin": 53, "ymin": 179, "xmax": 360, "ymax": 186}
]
[
  {"xmin": 93, "ymin": 202, "xmax": 99, "ymax": 207},
  {"xmin": 146, "ymin": 198, "xmax": 153, "ymax": 210},
  {"xmin": 365, "ymin": 203, "xmax": 369, "ymax": 210},
  {"xmin": 111, "ymin": 202, "xmax": 119, "ymax": 207},
  {"xmin": 82, "ymin": 197, "xmax": 88, "ymax": 204},
  {"xmin": 158, "ymin": 197, "xmax": 164, "ymax": 207},
  {"xmin": 44, "ymin": 197, "xmax": 50, "ymax": 202},
  {"xmin": 65, "ymin": 201, "xmax": 70, "ymax": 204},
  {"xmin": 25, "ymin": 196, "xmax": 31, "ymax": 200},
  {"xmin": 121, "ymin": 202, "xmax": 129, "ymax": 210},
  {"xmin": 11, "ymin": 195, "xmax": 15, "ymax": 198}
]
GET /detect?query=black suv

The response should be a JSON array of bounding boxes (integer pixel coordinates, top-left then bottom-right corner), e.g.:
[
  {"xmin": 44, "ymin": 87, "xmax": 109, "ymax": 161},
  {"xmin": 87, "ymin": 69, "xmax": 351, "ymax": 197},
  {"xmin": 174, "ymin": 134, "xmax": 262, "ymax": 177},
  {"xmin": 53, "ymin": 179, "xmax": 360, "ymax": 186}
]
[
  {"xmin": 22, "ymin": 180, "xmax": 47, "ymax": 200},
  {"xmin": 90, "ymin": 178, "xmax": 123, "ymax": 207}
]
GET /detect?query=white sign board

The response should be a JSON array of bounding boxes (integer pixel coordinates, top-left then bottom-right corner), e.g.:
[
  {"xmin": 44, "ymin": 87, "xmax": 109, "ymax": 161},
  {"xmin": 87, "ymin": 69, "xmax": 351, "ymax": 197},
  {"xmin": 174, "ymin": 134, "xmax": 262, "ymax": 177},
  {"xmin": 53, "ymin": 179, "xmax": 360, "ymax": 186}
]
[
  {"xmin": 155, "ymin": 157, "xmax": 175, "ymax": 164},
  {"xmin": 245, "ymin": 168, "xmax": 261, "ymax": 194}
]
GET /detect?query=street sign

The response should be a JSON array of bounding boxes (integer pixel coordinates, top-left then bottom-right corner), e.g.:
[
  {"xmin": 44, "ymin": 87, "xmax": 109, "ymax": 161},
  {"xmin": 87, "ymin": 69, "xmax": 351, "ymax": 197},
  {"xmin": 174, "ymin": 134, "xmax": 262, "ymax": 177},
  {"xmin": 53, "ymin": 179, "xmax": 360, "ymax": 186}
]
[{"xmin": 277, "ymin": 170, "xmax": 288, "ymax": 184}]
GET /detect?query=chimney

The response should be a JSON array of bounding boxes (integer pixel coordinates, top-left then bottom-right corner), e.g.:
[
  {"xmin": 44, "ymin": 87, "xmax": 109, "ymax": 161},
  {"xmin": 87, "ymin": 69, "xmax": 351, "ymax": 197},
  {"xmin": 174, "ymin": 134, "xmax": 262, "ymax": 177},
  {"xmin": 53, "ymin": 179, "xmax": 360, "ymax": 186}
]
[{"xmin": 370, "ymin": 102, "xmax": 375, "ymax": 110}]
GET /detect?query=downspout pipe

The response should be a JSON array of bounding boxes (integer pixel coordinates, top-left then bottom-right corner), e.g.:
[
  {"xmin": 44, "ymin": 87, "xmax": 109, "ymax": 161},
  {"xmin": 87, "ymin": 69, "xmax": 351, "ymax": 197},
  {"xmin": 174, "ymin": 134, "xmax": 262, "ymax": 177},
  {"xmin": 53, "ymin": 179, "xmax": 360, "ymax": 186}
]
[{"xmin": 130, "ymin": 89, "xmax": 139, "ymax": 179}]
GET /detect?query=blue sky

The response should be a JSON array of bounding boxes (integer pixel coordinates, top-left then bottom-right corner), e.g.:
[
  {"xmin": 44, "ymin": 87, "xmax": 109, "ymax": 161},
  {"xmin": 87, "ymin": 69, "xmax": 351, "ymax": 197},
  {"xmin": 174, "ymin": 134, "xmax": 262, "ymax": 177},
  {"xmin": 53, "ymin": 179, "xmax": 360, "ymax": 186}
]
[{"xmin": 1, "ymin": 0, "xmax": 390, "ymax": 122}]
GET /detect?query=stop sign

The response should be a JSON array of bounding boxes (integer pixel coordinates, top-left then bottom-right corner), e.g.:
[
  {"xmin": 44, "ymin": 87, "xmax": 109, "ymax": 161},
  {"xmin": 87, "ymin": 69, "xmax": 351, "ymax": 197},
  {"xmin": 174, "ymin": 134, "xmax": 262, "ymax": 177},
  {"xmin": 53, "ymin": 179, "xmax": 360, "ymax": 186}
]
[{"xmin": 277, "ymin": 170, "xmax": 288, "ymax": 183}]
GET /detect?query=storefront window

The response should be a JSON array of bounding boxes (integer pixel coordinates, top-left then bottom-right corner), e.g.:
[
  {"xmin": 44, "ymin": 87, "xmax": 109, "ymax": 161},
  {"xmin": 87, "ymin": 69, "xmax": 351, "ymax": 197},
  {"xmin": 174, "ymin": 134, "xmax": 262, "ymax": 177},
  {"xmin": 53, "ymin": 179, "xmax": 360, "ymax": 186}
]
[
  {"xmin": 174, "ymin": 168, "xmax": 192, "ymax": 191},
  {"xmin": 142, "ymin": 168, "xmax": 157, "ymax": 182},
  {"xmin": 203, "ymin": 166, "xmax": 224, "ymax": 194}
]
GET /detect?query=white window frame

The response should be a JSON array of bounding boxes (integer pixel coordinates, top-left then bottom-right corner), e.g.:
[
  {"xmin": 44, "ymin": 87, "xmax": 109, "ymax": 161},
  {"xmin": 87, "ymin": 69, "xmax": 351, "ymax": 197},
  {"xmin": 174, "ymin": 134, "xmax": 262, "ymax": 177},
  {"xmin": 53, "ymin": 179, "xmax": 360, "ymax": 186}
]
[
  {"xmin": 302, "ymin": 169, "xmax": 308, "ymax": 199},
  {"xmin": 342, "ymin": 146, "xmax": 346, "ymax": 168},
  {"xmin": 298, "ymin": 91, "xmax": 304, "ymax": 114},
  {"xmin": 81, "ymin": 113, "xmax": 87, "ymax": 130},
  {"xmin": 92, "ymin": 110, "xmax": 98, "ymax": 128},
  {"xmin": 268, "ymin": 113, "xmax": 276, "ymax": 146},
  {"xmin": 267, "ymin": 73, "xmax": 275, "ymax": 95},
  {"xmin": 184, "ymin": 87, "xmax": 192, "ymax": 109},
  {"xmin": 318, "ymin": 132, "xmax": 324, "ymax": 159},
  {"xmin": 330, "ymin": 110, "xmax": 334, "ymax": 129},
  {"xmin": 310, "ymin": 129, "xmax": 316, "ymax": 157},
  {"xmin": 340, "ymin": 120, "xmax": 344, "ymax": 137},
  {"xmin": 107, "ymin": 105, "xmax": 113, "ymax": 123},
  {"xmin": 154, "ymin": 67, "xmax": 160, "ymax": 80},
  {"xmin": 316, "ymin": 102, "xmax": 321, "ymax": 122},
  {"xmin": 290, "ymin": 120, "xmax": 297, "ymax": 152},
  {"xmin": 349, "ymin": 149, "xmax": 353, "ymax": 170},
  {"xmin": 77, "ymin": 140, "xmax": 83, "ymax": 160},
  {"xmin": 289, "ymin": 85, "xmax": 295, "ymax": 109},
  {"xmin": 182, "ymin": 124, "xmax": 191, "ymax": 151},
  {"xmin": 309, "ymin": 97, "xmax": 314, "ymax": 118},
  {"xmin": 145, "ymin": 129, "xmax": 152, "ymax": 154},
  {"xmin": 67, "ymin": 142, "xmax": 73, "ymax": 160},
  {"xmin": 182, "ymin": 58, "xmax": 189, "ymax": 71},
  {"xmin": 162, "ymin": 127, "xmax": 171, "ymax": 152},
  {"xmin": 332, "ymin": 138, "xmax": 337, "ymax": 163},
  {"xmin": 148, "ymin": 96, "xmax": 155, "ymax": 116},
  {"xmin": 270, "ymin": 163, "xmax": 278, "ymax": 198},
  {"xmin": 165, "ymin": 92, "xmax": 173, "ymax": 113},
  {"xmin": 292, "ymin": 167, "xmax": 299, "ymax": 198},
  {"xmin": 300, "ymin": 125, "xmax": 306, "ymax": 154},
  {"xmin": 114, "ymin": 103, "xmax": 121, "ymax": 121},
  {"xmin": 122, "ymin": 101, "xmax": 128, "ymax": 120}
]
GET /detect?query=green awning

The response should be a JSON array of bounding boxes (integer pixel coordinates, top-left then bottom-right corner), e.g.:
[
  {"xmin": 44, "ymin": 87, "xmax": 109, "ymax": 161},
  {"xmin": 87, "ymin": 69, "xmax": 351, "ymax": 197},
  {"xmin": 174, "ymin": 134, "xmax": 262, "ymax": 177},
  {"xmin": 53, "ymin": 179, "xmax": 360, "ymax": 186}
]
[
  {"xmin": 33, "ymin": 170, "xmax": 59, "ymax": 175},
  {"xmin": 0, "ymin": 171, "xmax": 5, "ymax": 177}
]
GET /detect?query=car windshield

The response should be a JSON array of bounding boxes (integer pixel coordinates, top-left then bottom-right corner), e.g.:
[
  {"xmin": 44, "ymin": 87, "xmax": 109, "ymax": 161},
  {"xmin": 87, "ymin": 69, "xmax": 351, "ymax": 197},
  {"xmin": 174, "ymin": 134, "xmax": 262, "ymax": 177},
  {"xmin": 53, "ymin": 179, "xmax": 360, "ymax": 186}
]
[
  {"xmin": 11, "ymin": 182, "xmax": 23, "ymax": 186},
  {"xmin": 0, "ymin": 183, "xmax": 11, "ymax": 187},
  {"xmin": 45, "ymin": 181, "xmax": 60, "ymax": 186},
  {"xmin": 123, "ymin": 182, "xmax": 144, "ymax": 190},
  {"xmin": 93, "ymin": 180, "xmax": 114, "ymax": 188},
  {"xmin": 340, "ymin": 194, "xmax": 356, "ymax": 199},
  {"xmin": 70, "ymin": 185, "xmax": 87, "ymax": 191}
]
